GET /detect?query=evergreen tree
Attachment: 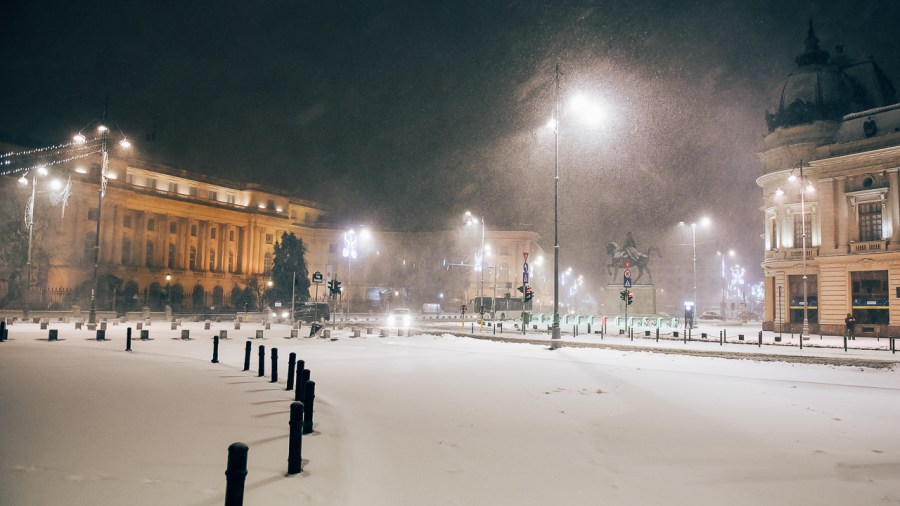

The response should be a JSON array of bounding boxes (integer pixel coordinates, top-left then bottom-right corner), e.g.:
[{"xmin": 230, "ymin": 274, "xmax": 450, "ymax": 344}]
[{"xmin": 267, "ymin": 232, "xmax": 311, "ymax": 306}]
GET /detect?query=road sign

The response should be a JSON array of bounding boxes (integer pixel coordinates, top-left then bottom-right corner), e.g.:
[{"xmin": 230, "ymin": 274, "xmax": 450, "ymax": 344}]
[
  {"xmin": 624, "ymin": 277, "xmax": 632, "ymax": 288},
  {"xmin": 312, "ymin": 271, "xmax": 323, "ymax": 283},
  {"xmin": 523, "ymin": 272, "xmax": 529, "ymax": 284},
  {"xmin": 624, "ymin": 269, "xmax": 631, "ymax": 278},
  {"xmin": 523, "ymin": 252, "xmax": 529, "ymax": 261}
]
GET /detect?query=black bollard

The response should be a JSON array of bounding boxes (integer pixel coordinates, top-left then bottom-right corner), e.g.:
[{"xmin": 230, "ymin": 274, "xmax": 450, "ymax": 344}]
[
  {"xmin": 720, "ymin": 330, "xmax": 723, "ymax": 346},
  {"xmin": 0, "ymin": 320, "xmax": 5, "ymax": 342},
  {"xmin": 126, "ymin": 327, "xmax": 132, "ymax": 351},
  {"xmin": 588, "ymin": 323, "xmax": 592, "ymax": 334},
  {"xmin": 286, "ymin": 352, "xmax": 296, "ymax": 391},
  {"xmin": 891, "ymin": 336, "xmax": 896, "ymax": 354},
  {"xmin": 224, "ymin": 442, "xmax": 249, "ymax": 506},
  {"xmin": 656, "ymin": 327, "xmax": 659, "ymax": 342},
  {"xmin": 287, "ymin": 401, "xmax": 304, "ymax": 475},
  {"xmin": 303, "ymin": 380, "xmax": 316, "ymax": 435},
  {"xmin": 212, "ymin": 335, "xmax": 220, "ymax": 363},
  {"xmin": 843, "ymin": 333, "xmax": 848, "ymax": 352},
  {"xmin": 258, "ymin": 345, "xmax": 265, "ymax": 377},
  {"xmin": 270, "ymin": 348, "xmax": 279, "ymax": 383},
  {"xmin": 293, "ymin": 361, "xmax": 306, "ymax": 401},
  {"xmin": 243, "ymin": 341, "xmax": 251, "ymax": 371},
  {"xmin": 295, "ymin": 368, "xmax": 310, "ymax": 402},
  {"xmin": 96, "ymin": 329, "xmax": 105, "ymax": 341},
  {"xmin": 758, "ymin": 331, "xmax": 762, "ymax": 347}
]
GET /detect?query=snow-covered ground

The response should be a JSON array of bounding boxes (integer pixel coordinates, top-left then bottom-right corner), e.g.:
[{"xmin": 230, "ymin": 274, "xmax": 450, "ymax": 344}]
[{"xmin": 1, "ymin": 319, "xmax": 899, "ymax": 505}]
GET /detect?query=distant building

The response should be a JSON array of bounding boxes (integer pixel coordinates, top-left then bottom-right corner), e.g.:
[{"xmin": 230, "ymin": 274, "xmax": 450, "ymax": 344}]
[
  {"xmin": 758, "ymin": 22, "xmax": 900, "ymax": 335},
  {"xmin": 0, "ymin": 142, "xmax": 545, "ymax": 315}
]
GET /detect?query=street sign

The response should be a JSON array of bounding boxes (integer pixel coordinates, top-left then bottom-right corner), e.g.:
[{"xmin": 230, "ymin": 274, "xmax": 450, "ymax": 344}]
[
  {"xmin": 624, "ymin": 277, "xmax": 632, "ymax": 288},
  {"xmin": 624, "ymin": 269, "xmax": 631, "ymax": 278},
  {"xmin": 312, "ymin": 271, "xmax": 323, "ymax": 283},
  {"xmin": 523, "ymin": 272, "xmax": 529, "ymax": 284},
  {"xmin": 523, "ymin": 252, "xmax": 529, "ymax": 261}
]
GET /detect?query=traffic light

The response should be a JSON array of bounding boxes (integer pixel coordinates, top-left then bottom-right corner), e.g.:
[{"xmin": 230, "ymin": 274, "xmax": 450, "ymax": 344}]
[
  {"xmin": 627, "ymin": 290, "xmax": 634, "ymax": 305},
  {"xmin": 517, "ymin": 285, "xmax": 525, "ymax": 294},
  {"xmin": 333, "ymin": 280, "xmax": 342, "ymax": 295},
  {"xmin": 524, "ymin": 286, "xmax": 534, "ymax": 303},
  {"xmin": 620, "ymin": 290, "xmax": 627, "ymax": 301}
]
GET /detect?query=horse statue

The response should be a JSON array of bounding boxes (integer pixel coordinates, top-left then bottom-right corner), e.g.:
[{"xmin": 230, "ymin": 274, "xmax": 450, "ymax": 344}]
[{"xmin": 606, "ymin": 242, "xmax": 661, "ymax": 284}]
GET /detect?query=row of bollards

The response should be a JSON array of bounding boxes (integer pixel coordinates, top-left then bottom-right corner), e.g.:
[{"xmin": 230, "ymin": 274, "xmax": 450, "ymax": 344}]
[{"xmin": 218, "ymin": 340, "xmax": 320, "ymax": 503}]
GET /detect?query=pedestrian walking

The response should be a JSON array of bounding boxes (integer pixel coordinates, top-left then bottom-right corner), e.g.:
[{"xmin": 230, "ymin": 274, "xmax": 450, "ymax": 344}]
[{"xmin": 844, "ymin": 313, "xmax": 856, "ymax": 340}]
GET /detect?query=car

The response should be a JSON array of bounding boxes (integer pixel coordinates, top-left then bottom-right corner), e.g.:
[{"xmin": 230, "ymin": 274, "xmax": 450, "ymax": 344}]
[
  {"xmin": 295, "ymin": 302, "xmax": 330, "ymax": 323},
  {"xmin": 386, "ymin": 308, "xmax": 412, "ymax": 328},
  {"xmin": 699, "ymin": 310, "xmax": 722, "ymax": 320}
]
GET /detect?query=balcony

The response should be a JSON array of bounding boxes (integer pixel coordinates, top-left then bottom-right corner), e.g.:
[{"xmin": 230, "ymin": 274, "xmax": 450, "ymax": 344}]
[
  {"xmin": 764, "ymin": 247, "xmax": 818, "ymax": 261},
  {"xmin": 850, "ymin": 240, "xmax": 886, "ymax": 253}
]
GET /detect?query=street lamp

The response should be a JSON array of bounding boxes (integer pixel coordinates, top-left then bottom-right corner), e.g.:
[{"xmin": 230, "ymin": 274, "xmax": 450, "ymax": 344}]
[
  {"xmin": 342, "ymin": 227, "xmax": 370, "ymax": 313},
  {"xmin": 464, "ymin": 211, "xmax": 487, "ymax": 316},
  {"xmin": 18, "ymin": 166, "xmax": 52, "ymax": 313},
  {"xmin": 717, "ymin": 249, "xmax": 735, "ymax": 318},
  {"xmin": 679, "ymin": 216, "xmax": 710, "ymax": 327},
  {"xmin": 775, "ymin": 162, "xmax": 814, "ymax": 339},
  {"xmin": 165, "ymin": 273, "xmax": 172, "ymax": 310},
  {"xmin": 75, "ymin": 121, "xmax": 131, "ymax": 324}
]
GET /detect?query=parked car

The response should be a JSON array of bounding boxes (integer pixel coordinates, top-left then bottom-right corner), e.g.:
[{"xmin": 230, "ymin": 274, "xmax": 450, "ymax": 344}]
[
  {"xmin": 386, "ymin": 308, "xmax": 412, "ymax": 328},
  {"xmin": 699, "ymin": 310, "xmax": 722, "ymax": 320},
  {"xmin": 295, "ymin": 302, "xmax": 330, "ymax": 322}
]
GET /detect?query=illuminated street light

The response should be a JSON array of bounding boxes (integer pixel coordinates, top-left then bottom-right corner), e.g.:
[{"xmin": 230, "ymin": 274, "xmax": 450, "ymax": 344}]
[
  {"xmin": 775, "ymin": 162, "xmax": 814, "ymax": 339},
  {"xmin": 679, "ymin": 217, "xmax": 711, "ymax": 327},
  {"xmin": 464, "ymin": 211, "xmax": 488, "ymax": 316}
]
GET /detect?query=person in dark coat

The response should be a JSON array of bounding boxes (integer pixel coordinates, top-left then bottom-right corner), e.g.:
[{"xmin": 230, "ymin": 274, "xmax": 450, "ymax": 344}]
[{"xmin": 844, "ymin": 313, "xmax": 856, "ymax": 340}]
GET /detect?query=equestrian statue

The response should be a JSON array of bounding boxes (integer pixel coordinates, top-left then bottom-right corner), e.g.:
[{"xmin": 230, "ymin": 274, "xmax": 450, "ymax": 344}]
[{"xmin": 606, "ymin": 232, "xmax": 661, "ymax": 284}]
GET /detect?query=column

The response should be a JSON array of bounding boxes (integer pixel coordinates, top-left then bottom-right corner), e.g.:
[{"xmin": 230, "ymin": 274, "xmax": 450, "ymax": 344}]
[
  {"xmin": 888, "ymin": 169, "xmax": 900, "ymax": 249},
  {"xmin": 835, "ymin": 176, "xmax": 849, "ymax": 252}
]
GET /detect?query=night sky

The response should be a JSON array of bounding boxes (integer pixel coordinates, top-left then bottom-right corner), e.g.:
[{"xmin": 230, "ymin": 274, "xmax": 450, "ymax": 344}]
[{"xmin": 3, "ymin": 0, "xmax": 900, "ymax": 288}]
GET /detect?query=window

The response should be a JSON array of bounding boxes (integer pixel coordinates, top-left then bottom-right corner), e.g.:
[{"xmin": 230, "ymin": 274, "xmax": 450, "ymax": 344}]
[
  {"xmin": 267, "ymin": 199, "xmax": 275, "ymax": 210},
  {"xmin": 851, "ymin": 270, "xmax": 889, "ymax": 324},
  {"xmin": 147, "ymin": 218, "xmax": 156, "ymax": 231},
  {"xmin": 146, "ymin": 178, "xmax": 157, "ymax": 189},
  {"xmin": 189, "ymin": 247, "xmax": 197, "ymax": 270},
  {"xmin": 329, "ymin": 243, "xmax": 336, "ymax": 254},
  {"xmin": 168, "ymin": 244, "xmax": 176, "ymax": 269},
  {"xmin": 168, "ymin": 182, "xmax": 178, "ymax": 193},
  {"xmin": 84, "ymin": 233, "xmax": 96, "ymax": 261},
  {"xmin": 788, "ymin": 274, "xmax": 818, "ymax": 324},
  {"xmin": 227, "ymin": 252, "xmax": 235, "ymax": 273},
  {"xmin": 265, "ymin": 234, "xmax": 274, "ymax": 244},
  {"xmin": 226, "ymin": 194, "xmax": 236, "ymax": 204},
  {"xmin": 121, "ymin": 237, "xmax": 131, "ymax": 265},
  {"xmin": 229, "ymin": 230, "xmax": 235, "ymax": 241},
  {"xmin": 189, "ymin": 186, "xmax": 198, "ymax": 197},
  {"xmin": 123, "ymin": 215, "xmax": 132, "ymax": 229},
  {"xmin": 208, "ymin": 190, "xmax": 218, "ymax": 201},
  {"xmin": 290, "ymin": 209, "xmax": 298, "ymax": 220},
  {"xmin": 304, "ymin": 212, "xmax": 311, "ymax": 223},
  {"xmin": 125, "ymin": 173, "xmax": 134, "ymax": 184},
  {"xmin": 792, "ymin": 212, "xmax": 811, "ymax": 248},
  {"xmin": 211, "ymin": 228, "xmax": 217, "ymax": 239},
  {"xmin": 169, "ymin": 222, "xmax": 177, "ymax": 234},
  {"xmin": 264, "ymin": 253, "xmax": 273, "ymax": 274},
  {"xmin": 858, "ymin": 202, "xmax": 883, "ymax": 242},
  {"xmin": 146, "ymin": 241, "xmax": 155, "ymax": 267},
  {"xmin": 190, "ymin": 224, "xmax": 197, "ymax": 237},
  {"xmin": 87, "ymin": 208, "xmax": 99, "ymax": 221},
  {"xmin": 209, "ymin": 249, "xmax": 216, "ymax": 271}
]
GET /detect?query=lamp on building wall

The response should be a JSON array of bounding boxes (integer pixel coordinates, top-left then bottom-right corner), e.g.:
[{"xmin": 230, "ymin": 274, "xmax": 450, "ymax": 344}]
[{"xmin": 775, "ymin": 161, "xmax": 814, "ymax": 339}]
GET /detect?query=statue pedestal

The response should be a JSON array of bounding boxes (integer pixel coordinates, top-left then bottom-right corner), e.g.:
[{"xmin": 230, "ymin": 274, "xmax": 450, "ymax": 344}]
[{"xmin": 603, "ymin": 284, "xmax": 656, "ymax": 315}]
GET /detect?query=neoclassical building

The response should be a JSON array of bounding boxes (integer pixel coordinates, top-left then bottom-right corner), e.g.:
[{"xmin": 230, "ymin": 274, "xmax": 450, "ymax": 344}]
[
  {"xmin": 758, "ymin": 23, "xmax": 900, "ymax": 335},
  {"xmin": 1, "ymin": 140, "xmax": 546, "ymax": 315}
]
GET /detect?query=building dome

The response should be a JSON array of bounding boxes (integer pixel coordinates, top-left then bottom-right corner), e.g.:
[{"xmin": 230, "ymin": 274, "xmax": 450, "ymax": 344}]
[{"xmin": 765, "ymin": 21, "xmax": 859, "ymax": 132}]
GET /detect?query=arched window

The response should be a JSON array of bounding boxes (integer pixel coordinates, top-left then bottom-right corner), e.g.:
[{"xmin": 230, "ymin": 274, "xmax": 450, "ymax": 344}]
[
  {"xmin": 192, "ymin": 284, "xmax": 205, "ymax": 309},
  {"xmin": 145, "ymin": 241, "xmax": 155, "ymax": 267},
  {"xmin": 189, "ymin": 247, "xmax": 197, "ymax": 270},
  {"xmin": 209, "ymin": 249, "xmax": 216, "ymax": 272},
  {"xmin": 168, "ymin": 244, "xmax": 176, "ymax": 269},
  {"xmin": 121, "ymin": 237, "xmax": 132, "ymax": 265}
]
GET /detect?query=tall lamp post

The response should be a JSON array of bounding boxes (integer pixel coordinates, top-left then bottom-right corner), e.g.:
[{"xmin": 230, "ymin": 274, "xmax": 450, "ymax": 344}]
[
  {"xmin": 18, "ymin": 166, "xmax": 52, "ymax": 313},
  {"xmin": 776, "ymin": 162, "xmax": 813, "ymax": 339},
  {"xmin": 464, "ymin": 211, "xmax": 486, "ymax": 315},
  {"xmin": 550, "ymin": 64, "xmax": 562, "ymax": 348},
  {"xmin": 679, "ymin": 217, "xmax": 710, "ymax": 328},
  {"xmin": 75, "ymin": 120, "xmax": 130, "ymax": 324}
]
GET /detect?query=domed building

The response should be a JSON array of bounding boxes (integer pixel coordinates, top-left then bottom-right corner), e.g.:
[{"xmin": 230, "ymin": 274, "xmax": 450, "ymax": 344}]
[{"xmin": 757, "ymin": 21, "xmax": 900, "ymax": 336}]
